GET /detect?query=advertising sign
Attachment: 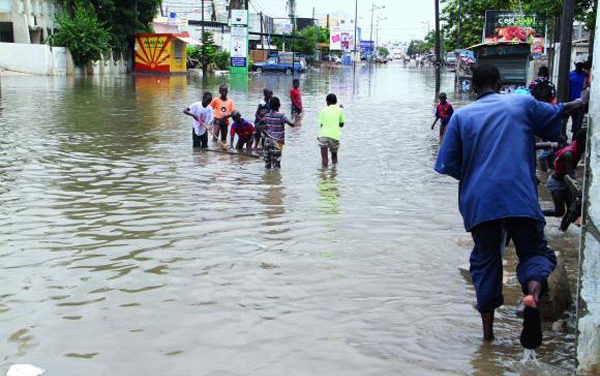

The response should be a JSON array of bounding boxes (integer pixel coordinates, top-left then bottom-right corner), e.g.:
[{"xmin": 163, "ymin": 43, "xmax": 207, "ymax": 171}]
[
  {"xmin": 360, "ymin": 40, "xmax": 374, "ymax": 54},
  {"xmin": 230, "ymin": 25, "xmax": 248, "ymax": 72},
  {"xmin": 330, "ymin": 25, "xmax": 355, "ymax": 52},
  {"xmin": 484, "ymin": 11, "xmax": 545, "ymax": 53},
  {"xmin": 279, "ymin": 23, "xmax": 293, "ymax": 34}
]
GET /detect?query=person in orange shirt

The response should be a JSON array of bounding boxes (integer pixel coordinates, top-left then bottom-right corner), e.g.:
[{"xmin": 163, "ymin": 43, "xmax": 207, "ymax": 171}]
[{"xmin": 210, "ymin": 84, "xmax": 236, "ymax": 143}]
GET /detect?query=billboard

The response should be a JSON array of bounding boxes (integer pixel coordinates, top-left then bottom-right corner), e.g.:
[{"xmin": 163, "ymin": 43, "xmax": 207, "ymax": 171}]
[
  {"xmin": 360, "ymin": 40, "xmax": 374, "ymax": 54},
  {"xmin": 484, "ymin": 11, "xmax": 546, "ymax": 54},
  {"xmin": 330, "ymin": 25, "xmax": 356, "ymax": 52}
]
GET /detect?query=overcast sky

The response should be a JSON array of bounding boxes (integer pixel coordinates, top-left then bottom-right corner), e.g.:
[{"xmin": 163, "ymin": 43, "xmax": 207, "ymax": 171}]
[{"xmin": 249, "ymin": 0, "xmax": 435, "ymax": 43}]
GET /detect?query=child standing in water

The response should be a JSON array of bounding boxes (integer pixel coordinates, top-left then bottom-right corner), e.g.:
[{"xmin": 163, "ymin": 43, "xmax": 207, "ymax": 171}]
[
  {"xmin": 254, "ymin": 88, "xmax": 273, "ymax": 149},
  {"xmin": 229, "ymin": 111, "xmax": 256, "ymax": 150},
  {"xmin": 430, "ymin": 92, "xmax": 454, "ymax": 141},
  {"xmin": 184, "ymin": 92, "xmax": 214, "ymax": 148},
  {"xmin": 289, "ymin": 79, "xmax": 303, "ymax": 125},
  {"xmin": 318, "ymin": 93, "xmax": 345, "ymax": 168},
  {"xmin": 262, "ymin": 97, "xmax": 295, "ymax": 169},
  {"xmin": 210, "ymin": 84, "xmax": 236, "ymax": 143}
]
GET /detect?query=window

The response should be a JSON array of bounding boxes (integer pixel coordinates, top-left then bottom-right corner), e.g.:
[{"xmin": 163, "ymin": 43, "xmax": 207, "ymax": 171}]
[
  {"xmin": 0, "ymin": 22, "xmax": 14, "ymax": 43},
  {"xmin": 174, "ymin": 40, "xmax": 183, "ymax": 59}
]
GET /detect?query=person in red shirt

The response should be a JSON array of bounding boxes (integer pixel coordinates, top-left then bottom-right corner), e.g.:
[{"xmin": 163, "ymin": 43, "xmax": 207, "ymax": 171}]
[
  {"xmin": 430, "ymin": 92, "xmax": 454, "ymax": 142},
  {"xmin": 289, "ymin": 79, "xmax": 303, "ymax": 125},
  {"xmin": 229, "ymin": 111, "xmax": 256, "ymax": 150},
  {"xmin": 543, "ymin": 129, "xmax": 587, "ymax": 218}
]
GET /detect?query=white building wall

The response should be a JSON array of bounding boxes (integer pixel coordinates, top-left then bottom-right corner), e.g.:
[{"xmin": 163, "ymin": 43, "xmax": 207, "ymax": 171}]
[
  {"xmin": 0, "ymin": 0, "xmax": 57, "ymax": 44},
  {"xmin": 577, "ymin": 9, "xmax": 600, "ymax": 376}
]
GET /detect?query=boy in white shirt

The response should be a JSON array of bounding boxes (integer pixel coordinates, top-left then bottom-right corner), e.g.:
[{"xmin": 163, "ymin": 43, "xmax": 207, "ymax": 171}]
[{"xmin": 184, "ymin": 92, "xmax": 214, "ymax": 148}]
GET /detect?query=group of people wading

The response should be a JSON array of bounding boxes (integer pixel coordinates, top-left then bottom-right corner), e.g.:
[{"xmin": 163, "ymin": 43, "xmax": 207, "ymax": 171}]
[{"xmin": 184, "ymin": 79, "xmax": 345, "ymax": 169}]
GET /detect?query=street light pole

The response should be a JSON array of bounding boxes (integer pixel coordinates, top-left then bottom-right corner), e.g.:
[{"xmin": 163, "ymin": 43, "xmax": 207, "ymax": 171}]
[{"xmin": 369, "ymin": 3, "xmax": 385, "ymax": 61}]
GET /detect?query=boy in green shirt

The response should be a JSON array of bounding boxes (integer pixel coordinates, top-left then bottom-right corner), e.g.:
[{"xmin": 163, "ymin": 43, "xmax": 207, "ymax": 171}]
[{"xmin": 318, "ymin": 93, "xmax": 345, "ymax": 168}]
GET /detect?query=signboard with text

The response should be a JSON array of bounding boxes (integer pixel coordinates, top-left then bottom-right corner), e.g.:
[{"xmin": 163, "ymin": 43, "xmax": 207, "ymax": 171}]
[
  {"xmin": 230, "ymin": 24, "xmax": 248, "ymax": 73},
  {"xmin": 484, "ymin": 11, "xmax": 546, "ymax": 55}
]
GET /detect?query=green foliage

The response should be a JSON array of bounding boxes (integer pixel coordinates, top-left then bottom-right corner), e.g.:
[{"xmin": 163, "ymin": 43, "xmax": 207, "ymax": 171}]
[
  {"xmin": 271, "ymin": 26, "xmax": 329, "ymax": 59},
  {"xmin": 58, "ymin": 0, "xmax": 161, "ymax": 54},
  {"xmin": 406, "ymin": 39, "xmax": 432, "ymax": 56},
  {"xmin": 377, "ymin": 47, "xmax": 390, "ymax": 58},
  {"xmin": 187, "ymin": 32, "xmax": 222, "ymax": 70},
  {"xmin": 48, "ymin": 2, "xmax": 111, "ymax": 66},
  {"xmin": 215, "ymin": 50, "xmax": 231, "ymax": 70}
]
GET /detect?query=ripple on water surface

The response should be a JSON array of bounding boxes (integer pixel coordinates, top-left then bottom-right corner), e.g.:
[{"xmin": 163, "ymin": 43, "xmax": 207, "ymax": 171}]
[{"xmin": 0, "ymin": 66, "xmax": 576, "ymax": 375}]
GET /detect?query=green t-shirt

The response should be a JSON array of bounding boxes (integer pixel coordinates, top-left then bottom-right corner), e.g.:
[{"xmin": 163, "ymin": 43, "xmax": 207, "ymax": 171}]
[{"xmin": 318, "ymin": 105, "xmax": 345, "ymax": 140}]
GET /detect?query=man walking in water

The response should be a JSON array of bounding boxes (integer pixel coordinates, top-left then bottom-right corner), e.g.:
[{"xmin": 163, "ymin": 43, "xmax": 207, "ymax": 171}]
[{"xmin": 434, "ymin": 65, "xmax": 584, "ymax": 349}]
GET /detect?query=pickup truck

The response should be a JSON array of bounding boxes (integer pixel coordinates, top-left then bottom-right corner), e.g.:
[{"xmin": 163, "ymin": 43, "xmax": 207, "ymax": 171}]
[{"xmin": 252, "ymin": 56, "xmax": 305, "ymax": 74}]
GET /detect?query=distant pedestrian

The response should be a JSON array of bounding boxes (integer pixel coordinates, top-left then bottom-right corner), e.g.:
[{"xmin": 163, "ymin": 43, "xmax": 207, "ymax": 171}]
[
  {"xmin": 563, "ymin": 58, "xmax": 587, "ymax": 137},
  {"xmin": 529, "ymin": 66, "xmax": 556, "ymax": 103},
  {"xmin": 318, "ymin": 93, "xmax": 345, "ymax": 168},
  {"xmin": 430, "ymin": 92, "xmax": 454, "ymax": 142},
  {"xmin": 262, "ymin": 97, "xmax": 295, "ymax": 169},
  {"xmin": 229, "ymin": 111, "xmax": 256, "ymax": 150},
  {"xmin": 210, "ymin": 84, "xmax": 236, "ymax": 143},
  {"xmin": 254, "ymin": 88, "xmax": 272, "ymax": 150},
  {"xmin": 435, "ymin": 64, "xmax": 585, "ymax": 349},
  {"xmin": 289, "ymin": 79, "xmax": 303, "ymax": 125},
  {"xmin": 184, "ymin": 91, "xmax": 214, "ymax": 148}
]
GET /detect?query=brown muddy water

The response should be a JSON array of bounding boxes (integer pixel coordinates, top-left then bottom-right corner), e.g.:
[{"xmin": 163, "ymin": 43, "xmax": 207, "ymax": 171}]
[{"xmin": 0, "ymin": 64, "xmax": 581, "ymax": 375}]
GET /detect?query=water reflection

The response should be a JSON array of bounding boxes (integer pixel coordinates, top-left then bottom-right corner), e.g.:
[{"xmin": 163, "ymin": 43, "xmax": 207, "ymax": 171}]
[
  {"xmin": 318, "ymin": 167, "xmax": 340, "ymax": 215},
  {"xmin": 0, "ymin": 65, "xmax": 578, "ymax": 375}
]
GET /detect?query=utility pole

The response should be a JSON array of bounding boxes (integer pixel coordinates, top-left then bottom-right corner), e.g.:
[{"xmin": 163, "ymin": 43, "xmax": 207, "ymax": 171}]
[
  {"xmin": 457, "ymin": 0, "xmax": 463, "ymax": 49},
  {"xmin": 434, "ymin": 0, "xmax": 441, "ymax": 95},
  {"xmin": 369, "ymin": 3, "xmax": 385, "ymax": 61},
  {"xmin": 313, "ymin": 7, "xmax": 319, "ymax": 59},
  {"xmin": 354, "ymin": 0, "xmax": 358, "ymax": 67},
  {"xmin": 557, "ymin": 0, "xmax": 575, "ymax": 103},
  {"xmin": 376, "ymin": 16, "xmax": 387, "ymax": 49},
  {"xmin": 201, "ymin": 0, "xmax": 207, "ymax": 79}
]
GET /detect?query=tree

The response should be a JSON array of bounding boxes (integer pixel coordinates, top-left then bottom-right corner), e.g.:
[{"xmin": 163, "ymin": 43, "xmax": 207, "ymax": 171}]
[
  {"xmin": 377, "ymin": 47, "xmax": 390, "ymax": 58},
  {"xmin": 407, "ymin": 39, "xmax": 431, "ymax": 56},
  {"xmin": 49, "ymin": 2, "xmax": 111, "ymax": 66},
  {"xmin": 57, "ymin": 0, "xmax": 161, "ymax": 55}
]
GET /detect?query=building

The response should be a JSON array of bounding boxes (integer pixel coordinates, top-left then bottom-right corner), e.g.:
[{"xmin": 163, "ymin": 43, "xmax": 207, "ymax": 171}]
[{"xmin": 0, "ymin": 0, "xmax": 57, "ymax": 44}]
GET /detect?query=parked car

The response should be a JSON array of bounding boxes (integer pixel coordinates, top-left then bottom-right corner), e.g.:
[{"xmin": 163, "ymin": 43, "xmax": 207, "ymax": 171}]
[
  {"xmin": 322, "ymin": 54, "xmax": 341, "ymax": 64},
  {"xmin": 252, "ymin": 56, "xmax": 305, "ymax": 74}
]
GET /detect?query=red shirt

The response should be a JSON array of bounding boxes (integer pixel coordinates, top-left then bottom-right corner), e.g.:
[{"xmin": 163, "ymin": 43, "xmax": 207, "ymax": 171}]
[
  {"xmin": 230, "ymin": 120, "xmax": 255, "ymax": 141},
  {"xmin": 553, "ymin": 141, "xmax": 579, "ymax": 177},
  {"xmin": 290, "ymin": 88, "xmax": 302, "ymax": 109}
]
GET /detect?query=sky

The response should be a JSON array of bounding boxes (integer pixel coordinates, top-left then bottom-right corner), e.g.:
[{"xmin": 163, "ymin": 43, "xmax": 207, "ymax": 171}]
[{"xmin": 249, "ymin": 0, "xmax": 435, "ymax": 43}]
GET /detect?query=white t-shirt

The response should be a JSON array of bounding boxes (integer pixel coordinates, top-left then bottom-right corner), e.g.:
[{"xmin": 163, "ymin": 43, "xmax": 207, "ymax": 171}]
[{"xmin": 189, "ymin": 102, "xmax": 214, "ymax": 136}]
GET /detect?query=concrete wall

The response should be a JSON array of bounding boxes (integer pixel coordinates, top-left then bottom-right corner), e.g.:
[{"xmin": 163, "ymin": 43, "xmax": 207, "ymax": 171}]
[
  {"xmin": 577, "ymin": 12, "xmax": 600, "ymax": 375},
  {"xmin": 0, "ymin": 41, "xmax": 56, "ymax": 74},
  {"xmin": 0, "ymin": 42, "xmax": 129, "ymax": 75}
]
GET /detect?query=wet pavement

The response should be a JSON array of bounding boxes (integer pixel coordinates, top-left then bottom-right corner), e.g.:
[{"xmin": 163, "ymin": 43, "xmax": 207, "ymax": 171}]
[{"xmin": 0, "ymin": 64, "xmax": 581, "ymax": 375}]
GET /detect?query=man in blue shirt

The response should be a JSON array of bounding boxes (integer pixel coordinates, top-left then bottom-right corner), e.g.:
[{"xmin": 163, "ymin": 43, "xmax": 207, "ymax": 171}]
[
  {"xmin": 435, "ymin": 64, "xmax": 584, "ymax": 349},
  {"xmin": 564, "ymin": 59, "xmax": 587, "ymax": 137}
]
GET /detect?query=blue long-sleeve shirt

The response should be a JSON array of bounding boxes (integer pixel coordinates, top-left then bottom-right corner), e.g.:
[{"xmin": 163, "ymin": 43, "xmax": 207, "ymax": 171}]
[{"xmin": 434, "ymin": 93, "xmax": 563, "ymax": 231}]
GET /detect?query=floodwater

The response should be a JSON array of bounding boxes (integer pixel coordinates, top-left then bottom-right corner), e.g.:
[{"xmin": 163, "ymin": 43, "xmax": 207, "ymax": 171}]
[{"xmin": 0, "ymin": 64, "xmax": 581, "ymax": 375}]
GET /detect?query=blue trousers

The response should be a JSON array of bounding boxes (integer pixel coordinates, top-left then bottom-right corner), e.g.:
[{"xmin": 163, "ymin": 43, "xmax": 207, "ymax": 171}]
[{"xmin": 469, "ymin": 218, "xmax": 557, "ymax": 313}]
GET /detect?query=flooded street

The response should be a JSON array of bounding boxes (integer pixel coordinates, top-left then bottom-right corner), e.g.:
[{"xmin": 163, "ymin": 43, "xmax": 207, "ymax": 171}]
[{"xmin": 0, "ymin": 65, "xmax": 580, "ymax": 375}]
